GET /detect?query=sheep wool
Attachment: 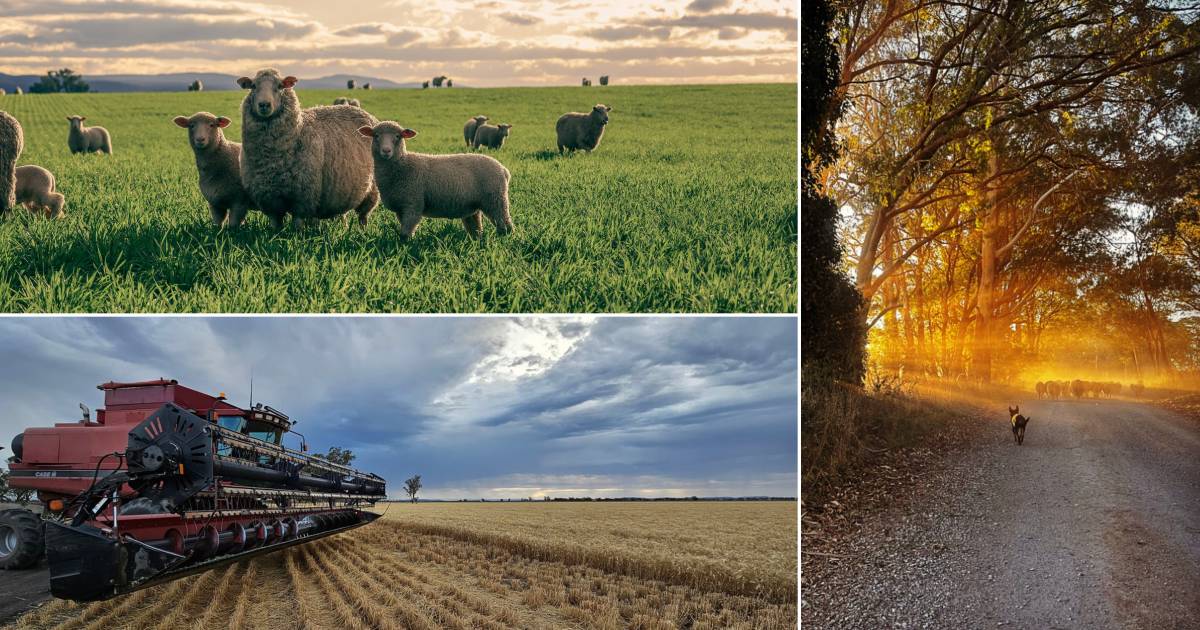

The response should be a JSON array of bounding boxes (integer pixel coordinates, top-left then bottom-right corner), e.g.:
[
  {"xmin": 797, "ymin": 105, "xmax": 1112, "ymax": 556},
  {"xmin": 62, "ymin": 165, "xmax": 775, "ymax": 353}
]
[
  {"xmin": 14, "ymin": 165, "xmax": 65, "ymax": 218},
  {"xmin": 67, "ymin": 116, "xmax": 113, "ymax": 154},
  {"xmin": 173, "ymin": 112, "xmax": 254, "ymax": 227},
  {"xmin": 238, "ymin": 68, "xmax": 379, "ymax": 228},
  {"xmin": 361, "ymin": 120, "xmax": 512, "ymax": 239},
  {"xmin": 0, "ymin": 110, "xmax": 22, "ymax": 214},
  {"xmin": 463, "ymin": 115, "xmax": 488, "ymax": 146},
  {"xmin": 556, "ymin": 104, "xmax": 611, "ymax": 154},
  {"xmin": 472, "ymin": 123, "xmax": 512, "ymax": 150}
]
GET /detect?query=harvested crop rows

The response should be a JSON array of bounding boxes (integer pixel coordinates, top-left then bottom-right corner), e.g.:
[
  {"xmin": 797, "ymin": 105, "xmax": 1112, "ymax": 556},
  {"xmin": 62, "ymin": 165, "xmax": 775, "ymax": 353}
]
[
  {"xmin": 0, "ymin": 84, "xmax": 796, "ymax": 313},
  {"xmin": 8, "ymin": 503, "xmax": 796, "ymax": 629}
]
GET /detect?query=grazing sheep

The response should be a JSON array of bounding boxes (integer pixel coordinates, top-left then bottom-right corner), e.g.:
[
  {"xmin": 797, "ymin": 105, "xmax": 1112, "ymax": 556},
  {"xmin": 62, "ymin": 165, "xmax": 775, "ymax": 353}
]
[
  {"xmin": 173, "ymin": 112, "xmax": 253, "ymax": 227},
  {"xmin": 581, "ymin": 78, "xmax": 591, "ymax": 87},
  {"xmin": 556, "ymin": 104, "xmax": 611, "ymax": 154},
  {"xmin": 472, "ymin": 123, "xmax": 511, "ymax": 150},
  {"xmin": 347, "ymin": 79, "xmax": 356, "ymax": 90},
  {"xmin": 1070, "ymin": 379, "xmax": 1085, "ymax": 399},
  {"xmin": 333, "ymin": 97, "xmax": 360, "ymax": 106},
  {"xmin": 1104, "ymin": 382, "xmax": 1121, "ymax": 397},
  {"xmin": 599, "ymin": 75, "xmax": 609, "ymax": 86},
  {"xmin": 14, "ymin": 87, "xmax": 21, "ymax": 95},
  {"xmin": 432, "ymin": 75, "xmax": 447, "ymax": 88},
  {"xmin": 363, "ymin": 83, "xmax": 372, "ymax": 90},
  {"xmin": 188, "ymin": 79, "xmax": 203, "ymax": 92},
  {"xmin": 447, "ymin": 79, "xmax": 453, "ymax": 87},
  {"xmin": 422, "ymin": 81, "xmax": 430, "ymax": 89},
  {"xmin": 66, "ymin": 116, "xmax": 113, "ymax": 154},
  {"xmin": 1047, "ymin": 380, "xmax": 1062, "ymax": 399},
  {"xmin": 14, "ymin": 165, "xmax": 65, "ymax": 218},
  {"xmin": 0, "ymin": 110, "xmax": 24, "ymax": 214},
  {"xmin": 359, "ymin": 120, "xmax": 512, "ymax": 239},
  {"xmin": 463, "ymin": 115, "xmax": 488, "ymax": 146},
  {"xmin": 237, "ymin": 69, "xmax": 379, "ymax": 228}
]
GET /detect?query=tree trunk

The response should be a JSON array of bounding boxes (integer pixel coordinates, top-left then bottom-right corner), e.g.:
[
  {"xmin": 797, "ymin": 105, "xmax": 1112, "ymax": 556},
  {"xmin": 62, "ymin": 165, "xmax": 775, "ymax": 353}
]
[{"xmin": 974, "ymin": 151, "xmax": 1000, "ymax": 383}]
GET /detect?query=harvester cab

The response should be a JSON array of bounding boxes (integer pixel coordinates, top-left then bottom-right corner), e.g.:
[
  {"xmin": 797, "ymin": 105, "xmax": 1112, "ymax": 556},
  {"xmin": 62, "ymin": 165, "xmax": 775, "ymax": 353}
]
[{"xmin": 0, "ymin": 379, "xmax": 386, "ymax": 602}]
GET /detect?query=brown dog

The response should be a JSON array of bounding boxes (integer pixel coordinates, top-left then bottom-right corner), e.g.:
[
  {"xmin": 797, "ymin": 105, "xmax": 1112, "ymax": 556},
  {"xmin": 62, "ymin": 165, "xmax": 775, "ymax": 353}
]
[{"xmin": 1009, "ymin": 406, "xmax": 1030, "ymax": 445}]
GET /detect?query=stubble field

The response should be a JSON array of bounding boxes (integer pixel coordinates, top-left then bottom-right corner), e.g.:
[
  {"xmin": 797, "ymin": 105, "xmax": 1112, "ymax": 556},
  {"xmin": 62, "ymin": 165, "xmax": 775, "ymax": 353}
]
[
  {"xmin": 8, "ymin": 501, "xmax": 797, "ymax": 629},
  {"xmin": 0, "ymin": 84, "xmax": 796, "ymax": 313}
]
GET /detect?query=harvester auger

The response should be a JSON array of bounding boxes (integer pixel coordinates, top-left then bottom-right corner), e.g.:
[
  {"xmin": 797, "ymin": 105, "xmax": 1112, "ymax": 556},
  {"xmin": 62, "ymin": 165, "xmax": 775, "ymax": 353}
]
[{"xmin": 1, "ymin": 379, "xmax": 386, "ymax": 601}]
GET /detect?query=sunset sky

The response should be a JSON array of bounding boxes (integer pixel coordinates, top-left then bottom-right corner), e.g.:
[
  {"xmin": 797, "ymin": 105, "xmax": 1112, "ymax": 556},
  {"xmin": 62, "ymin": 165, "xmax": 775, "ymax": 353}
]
[
  {"xmin": 0, "ymin": 317, "xmax": 797, "ymax": 500},
  {"xmin": 0, "ymin": 0, "xmax": 798, "ymax": 86}
]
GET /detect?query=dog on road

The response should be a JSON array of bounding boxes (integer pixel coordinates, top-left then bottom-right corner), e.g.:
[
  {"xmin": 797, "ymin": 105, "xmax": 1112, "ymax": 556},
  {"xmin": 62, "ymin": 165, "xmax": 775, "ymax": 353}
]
[{"xmin": 1008, "ymin": 406, "xmax": 1030, "ymax": 445}]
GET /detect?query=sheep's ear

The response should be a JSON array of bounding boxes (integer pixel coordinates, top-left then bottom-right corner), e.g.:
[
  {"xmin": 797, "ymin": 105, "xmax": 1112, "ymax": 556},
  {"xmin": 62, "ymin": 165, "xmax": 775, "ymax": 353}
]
[
  {"xmin": 66, "ymin": 116, "xmax": 72, "ymax": 121},
  {"xmin": 605, "ymin": 105, "xmax": 612, "ymax": 111},
  {"xmin": 358, "ymin": 126, "xmax": 375, "ymax": 138},
  {"xmin": 216, "ymin": 117, "xmax": 232, "ymax": 128},
  {"xmin": 80, "ymin": 116, "xmax": 86, "ymax": 121},
  {"xmin": 401, "ymin": 128, "xmax": 417, "ymax": 139},
  {"xmin": 282, "ymin": 76, "xmax": 298, "ymax": 89},
  {"xmin": 237, "ymin": 77, "xmax": 254, "ymax": 89},
  {"xmin": 173, "ymin": 116, "xmax": 190, "ymax": 128}
]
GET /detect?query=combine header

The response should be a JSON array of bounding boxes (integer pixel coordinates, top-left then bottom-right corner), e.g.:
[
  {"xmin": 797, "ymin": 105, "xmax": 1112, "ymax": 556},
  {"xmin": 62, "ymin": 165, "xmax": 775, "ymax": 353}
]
[{"xmin": 1, "ymin": 379, "xmax": 385, "ymax": 601}]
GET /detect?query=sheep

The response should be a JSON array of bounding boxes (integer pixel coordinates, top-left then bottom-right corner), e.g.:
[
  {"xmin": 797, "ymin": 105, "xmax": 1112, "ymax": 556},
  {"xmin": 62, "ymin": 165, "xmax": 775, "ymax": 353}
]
[
  {"xmin": 358, "ymin": 120, "xmax": 512, "ymax": 239},
  {"xmin": 347, "ymin": 79, "xmax": 356, "ymax": 90},
  {"xmin": 188, "ymin": 79, "xmax": 203, "ymax": 92},
  {"xmin": 1047, "ymin": 380, "xmax": 1062, "ymax": 399},
  {"xmin": 350, "ymin": 98, "xmax": 360, "ymax": 107},
  {"xmin": 173, "ymin": 112, "xmax": 253, "ymax": 227},
  {"xmin": 432, "ymin": 76, "xmax": 447, "ymax": 88},
  {"xmin": 1035, "ymin": 381, "xmax": 1046, "ymax": 399},
  {"xmin": 363, "ymin": 83, "xmax": 372, "ymax": 90},
  {"xmin": 237, "ymin": 69, "xmax": 379, "ymax": 229},
  {"xmin": 422, "ymin": 81, "xmax": 430, "ymax": 89},
  {"xmin": 66, "ymin": 116, "xmax": 113, "ymax": 154},
  {"xmin": 14, "ymin": 165, "xmax": 65, "ymax": 218},
  {"xmin": 463, "ymin": 115, "xmax": 488, "ymax": 146},
  {"xmin": 446, "ymin": 79, "xmax": 453, "ymax": 88},
  {"xmin": 0, "ymin": 110, "xmax": 24, "ymax": 214},
  {"xmin": 0, "ymin": 89, "xmax": 5, "ymax": 96},
  {"xmin": 334, "ymin": 97, "xmax": 361, "ymax": 107},
  {"xmin": 472, "ymin": 123, "xmax": 511, "ymax": 150},
  {"xmin": 1070, "ymin": 379, "xmax": 1085, "ymax": 399},
  {"xmin": 14, "ymin": 87, "xmax": 22, "ymax": 95},
  {"xmin": 581, "ymin": 78, "xmax": 591, "ymax": 87},
  {"xmin": 556, "ymin": 104, "xmax": 611, "ymax": 154},
  {"xmin": 599, "ymin": 75, "xmax": 609, "ymax": 86}
]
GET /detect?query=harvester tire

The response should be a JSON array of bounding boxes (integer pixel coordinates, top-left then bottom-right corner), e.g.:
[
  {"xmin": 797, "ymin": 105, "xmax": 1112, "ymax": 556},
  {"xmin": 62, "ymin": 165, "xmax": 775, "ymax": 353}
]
[{"xmin": 0, "ymin": 508, "xmax": 44, "ymax": 570}]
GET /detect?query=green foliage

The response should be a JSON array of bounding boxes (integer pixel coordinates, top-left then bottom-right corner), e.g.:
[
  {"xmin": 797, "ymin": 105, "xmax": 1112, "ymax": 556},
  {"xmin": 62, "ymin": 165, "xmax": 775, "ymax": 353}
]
[
  {"xmin": 800, "ymin": 0, "xmax": 866, "ymax": 383},
  {"xmin": 28, "ymin": 68, "xmax": 90, "ymax": 94},
  {"xmin": 0, "ymin": 84, "xmax": 796, "ymax": 312},
  {"xmin": 0, "ymin": 466, "xmax": 35, "ymax": 504},
  {"xmin": 404, "ymin": 474, "xmax": 422, "ymax": 503},
  {"xmin": 315, "ymin": 446, "xmax": 356, "ymax": 466}
]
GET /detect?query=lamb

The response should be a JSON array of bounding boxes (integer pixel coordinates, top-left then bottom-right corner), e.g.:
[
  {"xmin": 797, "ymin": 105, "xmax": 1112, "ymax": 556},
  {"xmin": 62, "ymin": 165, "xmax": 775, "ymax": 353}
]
[
  {"xmin": 173, "ymin": 112, "xmax": 254, "ymax": 227},
  {"xmin": 422, "ymin": 81, "xmax": 430, "ymax": 89},
  {"xmin": 0, "ymin": 110, "xmax": 24, "ymax": 214},
  {"xmin": 599, "ymin": 75, "xmax": 609, "ymax": 86},
  {"xmin": 363, "ymin": 83, "xmax": 372, "ymax": 90},
  {"xmin": 463, "ymin": 115, "xmax": 488, "ymax": 146},
  {"xmin": 359, "ymin": 120, "xmax": 512, "ymax": 239},
  {"xmin": 66, "ymin": 116, "xmax": 113, "ymax": 154},
  {"xmin": 14, "ymin": 165, "xmax": 65, "ymax": 218},
  {"xmin": 556, "ymin": 104, "xmax": 611, "ymax": 154},
  {"xmin": 237, "ymin": 69, "xmax": 379, "ymax": 228},
  {"xmin": 581, "ymin": 78, "xmax": 591, "ymax": 87},
  {"xmin": 472, "ymin": 123, "xmax": 512, "ymax": 150}
]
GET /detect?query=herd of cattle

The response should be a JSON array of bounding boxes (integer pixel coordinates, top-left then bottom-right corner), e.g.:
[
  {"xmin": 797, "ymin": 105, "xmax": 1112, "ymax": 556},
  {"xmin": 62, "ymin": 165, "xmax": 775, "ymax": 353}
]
[{"xmin": 1035, "ymin": 379, "xmax": 1147, "ymax": 400}]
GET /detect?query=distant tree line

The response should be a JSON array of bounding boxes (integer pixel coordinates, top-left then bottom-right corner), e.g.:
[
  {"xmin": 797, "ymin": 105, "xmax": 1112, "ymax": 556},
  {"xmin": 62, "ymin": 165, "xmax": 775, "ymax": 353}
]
[{"xmin": 28, "ymin": 68, "xmax": 90, "ymax": 93}]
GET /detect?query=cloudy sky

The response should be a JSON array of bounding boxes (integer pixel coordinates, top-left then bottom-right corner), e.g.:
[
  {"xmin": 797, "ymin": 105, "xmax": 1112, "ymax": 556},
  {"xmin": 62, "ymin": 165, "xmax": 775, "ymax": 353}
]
[
  {"xmin": 0, "ymin": 316, "xmax": 797, "ymax": 500},
  {"xmin": 0, "ymin": 0, "xmax": 797, "ymax": 86}
]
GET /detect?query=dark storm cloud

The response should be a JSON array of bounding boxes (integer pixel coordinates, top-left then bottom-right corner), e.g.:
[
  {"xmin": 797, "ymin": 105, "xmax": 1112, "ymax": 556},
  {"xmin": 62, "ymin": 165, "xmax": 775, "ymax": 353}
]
[{"xmin": 0, "ymin": 317, "xmax": 797, "ymax": 498}]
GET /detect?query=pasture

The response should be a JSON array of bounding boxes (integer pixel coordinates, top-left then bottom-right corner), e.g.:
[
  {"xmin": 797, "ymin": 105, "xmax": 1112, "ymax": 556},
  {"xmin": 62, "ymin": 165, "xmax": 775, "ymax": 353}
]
[
  {"xmin": 8, "ymin": 501, "xmax": 798, "ymax": 629},
  {"xmin": 0, "ymin": 84, "xmax": 796, "ymax": 312}
]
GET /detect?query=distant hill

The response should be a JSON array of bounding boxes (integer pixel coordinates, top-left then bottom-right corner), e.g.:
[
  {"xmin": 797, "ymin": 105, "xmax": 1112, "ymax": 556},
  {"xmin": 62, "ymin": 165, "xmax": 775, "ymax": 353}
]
[{"xmin": 0, "ymin": 72, "xmax": 418, "ymax": 93}]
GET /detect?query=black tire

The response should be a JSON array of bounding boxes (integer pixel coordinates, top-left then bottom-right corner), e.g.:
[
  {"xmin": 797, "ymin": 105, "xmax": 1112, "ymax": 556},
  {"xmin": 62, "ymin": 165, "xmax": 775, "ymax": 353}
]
[{"xmin": 0, "ymin": 508, "xmax": 44, "ymax": 570}]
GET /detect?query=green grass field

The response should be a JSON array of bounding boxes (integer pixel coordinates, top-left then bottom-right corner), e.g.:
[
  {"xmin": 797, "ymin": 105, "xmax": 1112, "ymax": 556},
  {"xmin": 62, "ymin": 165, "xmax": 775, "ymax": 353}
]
[{"xmin": 0, "ymin": 84, "xmax": 796, "ymax": 312}]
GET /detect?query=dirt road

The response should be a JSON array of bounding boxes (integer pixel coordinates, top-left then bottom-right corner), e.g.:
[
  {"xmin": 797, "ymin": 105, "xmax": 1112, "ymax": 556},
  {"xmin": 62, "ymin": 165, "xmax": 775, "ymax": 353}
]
[{"xmin": 803, "ymin": 399, "xmax": 1200, "ymax": 628}]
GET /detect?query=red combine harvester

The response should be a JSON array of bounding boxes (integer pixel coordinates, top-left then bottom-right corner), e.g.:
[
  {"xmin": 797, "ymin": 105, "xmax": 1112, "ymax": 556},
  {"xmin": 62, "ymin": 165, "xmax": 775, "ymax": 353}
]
[{"xmin": 0, "ymin": 379, "xmax": 386, "ymax": 601}]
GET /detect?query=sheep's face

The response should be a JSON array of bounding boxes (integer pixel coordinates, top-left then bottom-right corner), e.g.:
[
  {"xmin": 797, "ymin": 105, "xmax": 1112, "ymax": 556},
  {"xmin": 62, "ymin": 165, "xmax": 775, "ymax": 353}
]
[
  {"xmin": 474, "ymin": 116, "xmax": 489, "ymax": 125},
  {"xmin": 174, "ymin": 114, "xmax": 230, "ymax": 150},
  {"xmin": 498, "ymin": 124, "xmax": 512, "ymax": 137},
  {"xmin": 67, "ymin": 116, "xmax": 86, "ymax": 130},
  {"xmin": 360, "ymin": 124, "xmax": 417, "ymax": 161},
  {"xmin": 239, "ymin": 72, "xmax": 297, "ymax": 119},
  {"xmin": 591, "ymin": 105, "xmax": 611, "ymax": 126}
]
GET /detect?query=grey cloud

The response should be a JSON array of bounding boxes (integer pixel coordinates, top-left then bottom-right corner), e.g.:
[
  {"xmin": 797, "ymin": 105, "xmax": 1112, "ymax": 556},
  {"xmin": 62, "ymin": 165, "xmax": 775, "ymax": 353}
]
[
  {"xmin": 1, "ymin": 15, "xmax": 319, "ymax": 48},
  {"xmin": 583, "ymin": 26, "xmax": 673, "ymax": 41},
  {"xmin": 638, "ymin": 11, "xmax": 797, "ymax": 33},
  {"xmin": 686, "ymin": 0, "xmax": 732, "ymax": 12},
  {"xmin": 498, "ymin": 12, "xmax": 541, "ymax": 26}
]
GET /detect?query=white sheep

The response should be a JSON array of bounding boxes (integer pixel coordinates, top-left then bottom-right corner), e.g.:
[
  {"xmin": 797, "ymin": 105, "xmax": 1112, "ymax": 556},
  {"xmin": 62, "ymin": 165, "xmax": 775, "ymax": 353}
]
[
  {"xmin": 556, "ymin": 104, "xmax": 610, "ymax": 154},
  {"xmin": 358, "ymin": 121, "xmax": 512, "ymax": 239},
  {"xmin": 0, "ymin": 110, "xmax": 24, "ymax": 214},
  {"xmin": 66, "ymin": 116, "xmax": 113, "ymax": 154},
  {"xmin": 463, "ymin": 115, "xmax": 488, "ymax": 146},
  {"xmin": 472, "ymin": 123, "xmax": 512, "ymax": 150},
  {"xmin": 237, "ymin": 69, "xmax": 379, "ymax": 228},
  {"xmin": 173, "ymin": 112, "xmax": 254, "ymax": 227},
  {"xmin": 14, "ymin": 165, "xmax": 65, "ymax": 218}
]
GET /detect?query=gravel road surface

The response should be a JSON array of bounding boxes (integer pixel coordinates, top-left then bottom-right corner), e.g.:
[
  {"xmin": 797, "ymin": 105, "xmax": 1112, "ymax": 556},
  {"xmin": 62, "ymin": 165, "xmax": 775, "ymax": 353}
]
[{"xmin": 803, "ymin": 399, "xmax": 1200, "ymax": 629}]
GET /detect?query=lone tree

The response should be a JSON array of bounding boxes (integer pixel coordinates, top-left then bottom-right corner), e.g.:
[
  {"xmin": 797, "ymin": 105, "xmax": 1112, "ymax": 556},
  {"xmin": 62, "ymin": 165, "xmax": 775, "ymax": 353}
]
[
  {"xmin": 315, "ymin": 446, "xmax": 355, "ymax": 466},
  {"xmin": 403, "ymin": 475, "xmax": 422, "ymax": 503},
  {"xmin": 29, "ymin": 68, "xmax": 90, "ymax": 94}
]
